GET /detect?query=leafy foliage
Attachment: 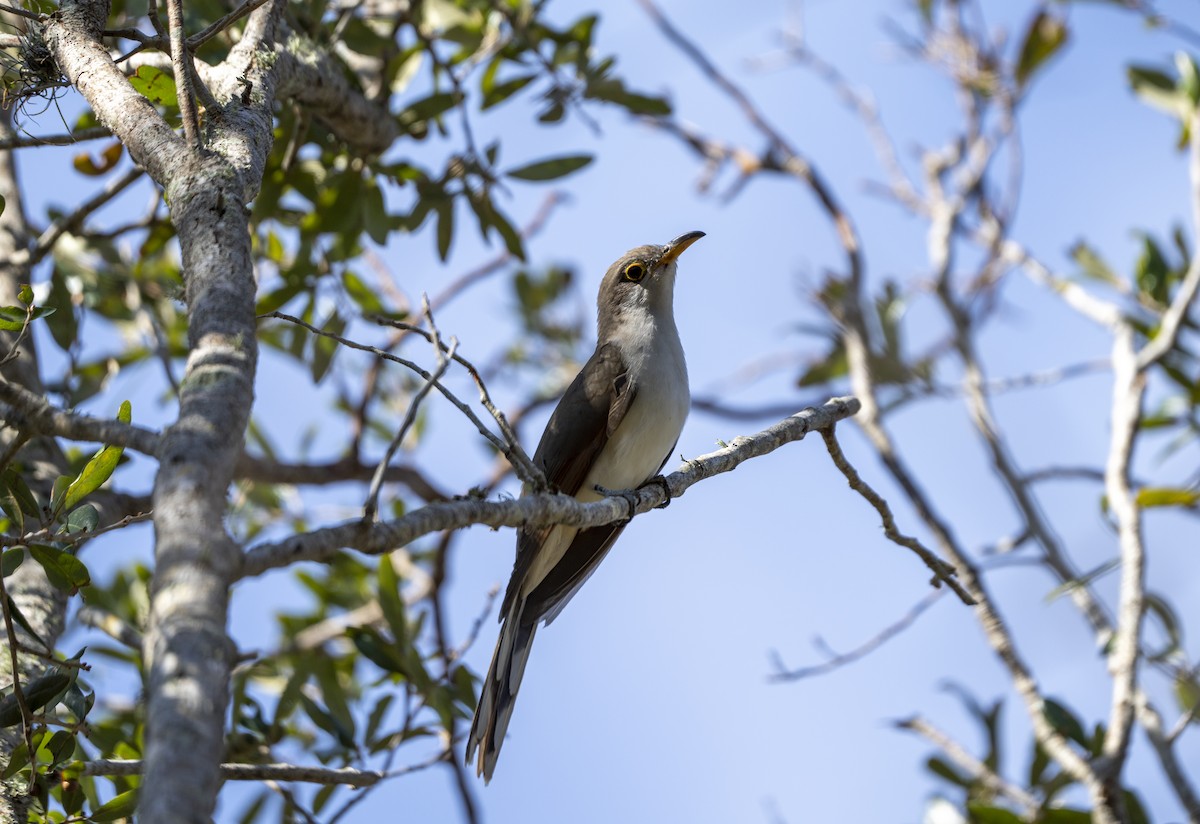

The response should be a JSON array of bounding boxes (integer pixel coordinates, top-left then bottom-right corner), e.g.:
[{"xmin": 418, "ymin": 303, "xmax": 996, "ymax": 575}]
[{"xmin": 0, "ymin": 0, "xmax": 666, "ymax": 820}]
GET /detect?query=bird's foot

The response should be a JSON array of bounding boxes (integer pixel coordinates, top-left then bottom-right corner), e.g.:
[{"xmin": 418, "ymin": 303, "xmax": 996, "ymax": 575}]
[
  {"xmin": 638, "ymin": 475, "xmax": 673, "ymax": 509},
  {"xmin": 594, "ymin": 483, "xmax": 639, "ymax": 521}
]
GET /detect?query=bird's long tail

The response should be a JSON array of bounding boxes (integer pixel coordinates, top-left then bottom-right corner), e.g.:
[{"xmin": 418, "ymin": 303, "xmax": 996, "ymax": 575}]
[{"xmin": 466, "ymin": 598, "xmax": 537, "ymax": 783}]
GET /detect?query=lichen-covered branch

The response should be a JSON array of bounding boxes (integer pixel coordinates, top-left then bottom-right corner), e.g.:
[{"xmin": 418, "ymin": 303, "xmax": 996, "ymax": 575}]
[{"xmin": 241, "ymin": 397, "xmax": 862, "ymax": 578}]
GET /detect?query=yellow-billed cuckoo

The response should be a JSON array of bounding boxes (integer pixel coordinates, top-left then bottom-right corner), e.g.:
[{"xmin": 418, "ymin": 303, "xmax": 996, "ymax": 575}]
[{"xmin": 467, "ymin": 230, "xmax": 705, "ymax": 781}]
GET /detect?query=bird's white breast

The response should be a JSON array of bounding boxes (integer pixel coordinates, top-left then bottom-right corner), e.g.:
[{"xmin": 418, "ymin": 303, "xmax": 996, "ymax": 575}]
[{"xmin": 578, "ymin": 314, "xmax": 690, "ymax": 501}]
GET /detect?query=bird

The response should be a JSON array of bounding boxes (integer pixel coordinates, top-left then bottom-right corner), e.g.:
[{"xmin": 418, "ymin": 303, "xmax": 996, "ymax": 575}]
[{"xmin": 466, "ymin": 230, "xmax": 705, "ymax": 782}]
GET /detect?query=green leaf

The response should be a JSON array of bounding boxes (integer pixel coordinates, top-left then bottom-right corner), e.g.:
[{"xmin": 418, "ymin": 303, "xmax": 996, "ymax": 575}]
[
  {"xmin": 40, "ymin": 729, "xmax": 75, "ymax": 767},
  {"xmin": 29, "ymin": 545, "xmax": 90, "ymax": 591},
  {"xmin": 1135, "ymin": 233, "xmax": 1170, "ymax": 305},
  {"xmin": 90, "ymin": 788, "xmax": 139, "ymax": 822},
  {"xmin": 505, "ymin": 154, "xmax": 593, "ymax": 182},
  {"xmin": 0, "ymin": 741, "xmax": 27, "ymax": 778},
  {"xmin": 342, "ymin": 271, "xmax": 385, "ymax": 315},
  {"xmin": 310, "ymin": 312, "xmax": 345, "ymax": 384},
  {"xmin": 3, "ymin": 595, "xmax": 50, "ymax": 650},
  {"xmin": 1177, "ymin": 52, "xmax": 1200, "ymax": 107},
  {"xmin": 348, "ymin": 626, "xmax": 408, "ymax": 674},
  {"xmin": 1173, "ymin": 673, "xmax": 1200, "ymax": 723},
  {"xmin": 299, "ymin": 692, "xmax": 355, "ymax": 749},
  {"xmin": 483, "ymin": 73, "xmax": 537, "ymax": 110},
  {"xmin": 0, "ymin": 482, "xmax": 23, "ymax": 535},
  {"xmin": 0, "ymin": 304, "xmax": 55, "ymax": 332},
  {"xmin": 1143, "ymin": 593, "xmax": 1183, "ymax": 662},
  {"xmin": 61, "ymin": 444, "xmax": 123, "ymax": 514},
  {"xmin": 44, "ymin": 270, "xmax": 79, "ymax": 351},
  {"xmin": 1045, "ymin": 558, "xmax": 1119, "ymax": 603},
  {"xmin": 585, "ymin": 78, "xmax": 672, "ymax": 116},
  {"xmin": 966, "ymin": 804, "xmax": 1023, "ymax": 824},
  {"xmin": 1015, "ymin": 11, "xmax": 1068, "ymax": 88},
  {"xmin": 16, "ymin": 284, "xmax": 32, "ymax": 305},
  {"xmin": 63, "ymin": 504, "xmax": 100, "ymax": 535},
  {"xmin": 925, "ymin": 756, "xmax": 970, "ymax": 787},
  {"xmin": 1041, "ymin": 697, "xmax": 1089, "ymax": 747},
  {"xmin": 1136, "ymin": 486, "xmax": 1199, "ymax": 508},
  {"xmin": 313, "ymin": 657, "xmax": 356, "ymax": 746},
  {"xmin": 397, "ymin": 91, "xmax": 461, "ymax": 133},
  {"xmin": 1069, "ymin": 241, "xmax": 1121, "ymax": 286},
  {"xmin": 435, "ymin": 198, "xmax": 454, "ymax": 261},
  {"xmin": 377, "ymin": 557, "xmax": 408, "ymax": 649},
  {"xmin": 129, "ymin": 65, "xmax": 178, "ymax": 106},
  {"xmin": 1, "ymin": 548, "xmax": 24, "ymax": 577},
  {"xmin": 0, "ymin": 669, "xmax": 72, "ymax": 727},
  {"xmin": 1128, "ymin": 65, "xmax": 1188, "ymax": 116},
  {"xmin": 63, "ymin": 682, "xmax": 94, "ymax": 722},
  {"xmin": 1040, "ymin": 809, "xmax": 1092, "ymax": 824},
  {"xmin": 797, "ymin": 346, "xmax": 849, "ymax": 387},
  {"xmin": 1, "ymin": 469, "xmax": 39, "ymax": 519},
  {"xmin": 362, "ymin": 183, "xmax": 391, "ymax": 246}
]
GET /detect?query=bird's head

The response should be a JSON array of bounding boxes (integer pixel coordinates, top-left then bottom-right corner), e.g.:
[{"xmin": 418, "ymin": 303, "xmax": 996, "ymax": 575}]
[{"xmin": 596, "ymin": 230, "xmax": 704, "ymax": 340}]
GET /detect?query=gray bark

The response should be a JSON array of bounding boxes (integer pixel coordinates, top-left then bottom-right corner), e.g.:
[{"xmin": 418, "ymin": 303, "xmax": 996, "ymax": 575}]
[
  {"xmin": 0, "ymin": 109, "xmax": 69, "ymax": 824},
  {"xmin": 44, "ymin": 1, "xmax": 282, "ymax": 819}
]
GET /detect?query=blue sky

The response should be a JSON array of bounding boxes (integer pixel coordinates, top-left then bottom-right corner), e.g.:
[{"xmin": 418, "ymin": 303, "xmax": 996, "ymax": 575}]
[{"xmin": 14, "ymin": 0, "xmax": 1200, "ymax": 821}]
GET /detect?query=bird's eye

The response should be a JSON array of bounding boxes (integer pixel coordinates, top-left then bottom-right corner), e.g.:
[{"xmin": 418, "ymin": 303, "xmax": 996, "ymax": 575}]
[{"xmin": 623, "ymin": 262, "xmax": 646, "ymax": 282}]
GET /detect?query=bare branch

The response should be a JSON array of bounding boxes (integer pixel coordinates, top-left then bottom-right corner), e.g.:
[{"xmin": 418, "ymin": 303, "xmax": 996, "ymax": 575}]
[
  {"xmin": 0, "ymin": 566, "xmax": 38, "ymax": 792},
  {"xmin": 263, "ymin": 311, "xmax": 543, "ymax": 488},
  {"xmin": 187, "ymin": 0, "xmax": 271, "ymax": 50},
  {"xmin": 0, "ymin": 376, "xmax": 161, "ymax": 455},
  {"xmin": 236, "ymin": 456, "xmax": 448, "ymax": 501},
  {"xmin": 1137, "ymin": 695, "xmax": 1200, "ymax": 819},
  {"xmin": 820, "ymin": 427, "xmax": 972, "ymax": 603},
  {"xmin": 363, "ymin": 298, "xmax": 457, "ymax": 522},
  {"xmin": 771, "ymin": 588, "xmax": 945, "ymax": 681},
  {"xmin": 0, "ymin": 125, "xmax": 112, "ymax": 149},
  {"xmin": 896, "ymin": 715, "xmax": 1039, "ymax": 817},
  {"xmin": 164, "ymin": 0, "xmax": 201, "ymax": 149},
  {"xmin": 10, "ymin": 165, "xmax": 144, "ymax": 269},
  {"xmin": 1137, "ymin": 108, "xmax": 1200, "ymax": 372},
  {"xmin": 77, "ymin": 606, "xmax": 143, "ymax": 651},
  {"xmin": 78, "ymin": 759, "xmax": 385, "ymax": 787},
  {"xmin": 240, "ymin": 397, "xmax": 861, "ymax": 578}
]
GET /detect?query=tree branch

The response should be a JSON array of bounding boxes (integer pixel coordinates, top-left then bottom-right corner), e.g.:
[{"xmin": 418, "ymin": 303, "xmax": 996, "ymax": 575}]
[
  {"xmin": 77, "ymin": 759, "xmax": 386, "ymax": 787},
  {"xmin": 770, "ymin": 588, "xmax": 945, "ymax": 681},
  {"xmin": 820, "ymin": 427, "xmax": 972, "ymax": 603},
  {"xmin": 241, "ymin": 397, "xmax": 862, "ymax": 578},
  {"xmin": 896, "ymin": 715, "xmax": 1040, "ymax": 817}
]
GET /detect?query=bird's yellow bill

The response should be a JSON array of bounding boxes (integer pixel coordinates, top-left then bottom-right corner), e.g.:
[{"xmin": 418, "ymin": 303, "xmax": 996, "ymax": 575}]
[{"xmin": 659, "ymin": 230, "xmax": 705, "ymax": 265}]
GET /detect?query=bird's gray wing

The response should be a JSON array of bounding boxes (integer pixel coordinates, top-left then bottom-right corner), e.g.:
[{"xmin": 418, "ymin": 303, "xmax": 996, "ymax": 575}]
[{"xmin": 500, "ymin": 343, "xmax": 635, "ymax": 619}]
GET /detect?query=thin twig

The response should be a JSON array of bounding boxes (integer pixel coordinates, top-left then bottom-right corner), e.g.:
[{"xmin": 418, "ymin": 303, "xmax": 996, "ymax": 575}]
[
  {"xmin": 0, "ymin": 564, "xmax": 37, "ymax": 790},
  {"xmin": 264, "ymin": 311, "xmax": 542, "ymax": 486},
  {"xmin": 1137, "ymin": 108, "xmax": 1200, "ymax": 373},
  {"xmin": 368, "ymin": 315, "xmax": 544, "ymax": 486},
  {"xmin": 820, "ymin": 427, "xmax": 972, "ymax": 604},
  {"xmin": 164, "ymin": 0, "xmax": 201, "ymax": 149},
  {"xmin": 77, "ymin": 759, "xmax": 386, "ymax": 786},
  {"xmin": 362, "ymin": 298, "xmax": 457, "ymax": 522},
  {"xmin": 0, "ymin": 125, "xmax": 111, "ymax": 149},
  {"xmin": 896, "ymin": 715, "xmax": 1040, "ymax": 817},
  {"xmin": 187, "ymin": 0, "xmax": 272, "ymax": 49},
  {"xmin": 240, "ymin": 397, "xmax": 862, "ymax": 577},
  {"xmin": 0, "ymin": 3, "xmax": 40, "ymax": 20},
  {"xmin": 770, "ymin": 588, "xmax": 945, "ymax": 681},
  {"xmin": 13, "ymin": 165, "xmax": 144, "ymax": 269},
  {"xmin": 1137, "ymin": 695, "xmax": 1200, "ymax": 818},
  {"xmin": 77, "ymin": 606, "xmax": 144, "ymax": 651}
]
